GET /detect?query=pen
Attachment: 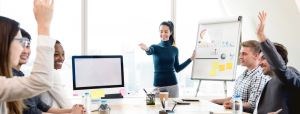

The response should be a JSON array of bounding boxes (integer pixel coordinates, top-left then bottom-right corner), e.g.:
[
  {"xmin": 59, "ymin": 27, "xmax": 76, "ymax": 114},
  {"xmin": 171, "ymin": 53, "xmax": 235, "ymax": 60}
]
[
  {"xmin": 161, "ymin": 98, "xmax": 165, "ymax": 110},
  {"xmin": 171, "ymin": 103, "xmax": 177, "ymax": 111},
  {"xmin": 143, "ymin": 88, "xmax": 148, "ymax": 94}
]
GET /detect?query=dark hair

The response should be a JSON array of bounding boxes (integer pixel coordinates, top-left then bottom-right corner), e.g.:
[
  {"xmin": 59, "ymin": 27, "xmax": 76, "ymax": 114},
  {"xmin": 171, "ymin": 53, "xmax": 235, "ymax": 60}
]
[
  {"xmin": 55, "ymin": 40, "xmax": 64, "ymax": 50},
  {"xmin": 55, "ymin": 40, "xmax": 64, "ymax": 49},
  {"xmin": 56, "ymin": 40, "xmax": 61, "ymax": 45},
  {"xmin": 20, "ymin": 28, "xmax": 31, "ymax": 41},
  {"xmin": 0, "ymin": 16, "xmax": 19, "ymax": 78},
  {"xmin": 274, "ymin": 42, "xmax": 288, "ymax": 64},
  {"xmin": 241, "ymin": 40, "xmax": 261, "ymax": 54},
  {"xmin": 160, "ymin": 21, "xmax": 175, "ymax": 45},
  {"xmin": 0, "ymin": 16, "xmax": 24, "ymax": 114}
]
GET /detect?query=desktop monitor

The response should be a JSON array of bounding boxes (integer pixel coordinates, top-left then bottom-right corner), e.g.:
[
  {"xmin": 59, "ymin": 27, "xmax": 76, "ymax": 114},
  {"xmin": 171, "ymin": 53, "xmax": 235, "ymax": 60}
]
[{"xmin": 72, "ymin": 55, "xmax": 124, "ymax": 91}]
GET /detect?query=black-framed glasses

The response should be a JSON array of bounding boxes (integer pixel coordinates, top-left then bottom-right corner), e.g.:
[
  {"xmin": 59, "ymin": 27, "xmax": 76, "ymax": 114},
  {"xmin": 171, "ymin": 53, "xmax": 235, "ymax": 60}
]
[{"xmin": 14, "ymin": 37, "xmax": 30, "ymax": 48}]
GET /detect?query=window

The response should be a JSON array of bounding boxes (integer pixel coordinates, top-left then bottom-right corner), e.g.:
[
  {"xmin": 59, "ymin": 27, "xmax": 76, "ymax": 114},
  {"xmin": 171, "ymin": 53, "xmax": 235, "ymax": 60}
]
[
  {"xmin": 87, "ymin": 0, "xmax": 171, "ymax": 91},
  {"xmin": 1, "ymin": 0, "xmax": 234, "ymax": 98},
  {"xmin": 0, "ymin": 0, "xmax": 81, "ymax": 97},
  {"xmin": 176, "ymin": 0, "xmax": 233, "ymax": 97}
]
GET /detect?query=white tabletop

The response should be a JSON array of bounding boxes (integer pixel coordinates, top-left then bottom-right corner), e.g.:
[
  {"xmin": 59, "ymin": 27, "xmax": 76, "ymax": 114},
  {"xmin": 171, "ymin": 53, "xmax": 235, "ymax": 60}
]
[{"xmin": 90, "ymin": 97, "xmax": 248, "ymax": 114}]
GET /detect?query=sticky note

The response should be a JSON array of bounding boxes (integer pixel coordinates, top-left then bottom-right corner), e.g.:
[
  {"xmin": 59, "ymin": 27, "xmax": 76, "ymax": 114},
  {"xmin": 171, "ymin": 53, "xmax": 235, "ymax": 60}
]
[
  {"xmin": 209, "ymin": 69, "xmax": 217, "ymax": 76},
  {"xmin": 219, "ymin": 64, "xmax": 225, "ymax": 71},
  {"xmin": 90, "ymin": 89, "xmax": 105, "ymax": 100},
  {"xmin": 212, "ymin": 61, "xmax": 219, "ymax": 69},
  {"xmin": 226, "ymin": 61, "xmax": 233, "ymax": 70}
]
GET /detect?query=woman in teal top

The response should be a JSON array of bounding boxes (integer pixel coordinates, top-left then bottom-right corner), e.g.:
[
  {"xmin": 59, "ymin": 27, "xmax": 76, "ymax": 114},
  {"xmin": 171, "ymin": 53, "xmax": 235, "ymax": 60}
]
[{"xmin": 139, "ymin": 21, "xmax": 195, "ymax": 97}]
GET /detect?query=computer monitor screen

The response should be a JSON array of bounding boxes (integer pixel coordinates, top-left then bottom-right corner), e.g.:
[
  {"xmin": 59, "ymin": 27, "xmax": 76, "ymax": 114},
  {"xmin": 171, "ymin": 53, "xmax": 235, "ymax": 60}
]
[{"xmin": 72, "ymin": 55, "xmax": 124, "ymax": 90}]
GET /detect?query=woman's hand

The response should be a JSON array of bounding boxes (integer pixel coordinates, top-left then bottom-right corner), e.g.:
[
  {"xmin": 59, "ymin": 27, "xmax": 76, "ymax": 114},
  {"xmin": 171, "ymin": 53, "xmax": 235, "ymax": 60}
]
[
  {"xmin": 71, "ymin": 104, "xmax": 85, "ymax": 114},
  {"xmin": 190, "ymin": 50, "xmax": 196, "ymax": 61},
  {"xmin": 139, "ymin": 43, "xmax": 149, "ymax": 51},
  {"xmin": 34, "ymin": 0, "xmax": 54, "ymax": 35}
]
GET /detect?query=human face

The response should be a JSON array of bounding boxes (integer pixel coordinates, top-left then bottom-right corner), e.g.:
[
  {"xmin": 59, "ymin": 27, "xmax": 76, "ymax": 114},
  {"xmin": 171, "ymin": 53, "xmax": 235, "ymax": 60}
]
[
  {"xmin": 259, "ymin": 54, "xmax": 272, "ymax": 75},
  {"xmin": 159, "ymin": 25, "xmax": 171, "ymax": 41},
  {"xmin": 54, "ymin": 43, "xmax": 65, "ymax": 69},
  {"xmin": 239, "ymin": 47, "xmax": 259, "ymax": 68},
  {"xmin": 9, "ymin": 30, "xmax": 24, "ymax": 67},
  {"xmin": 19, "ymin": 40, "xmax": 31, "ymax": 65}
]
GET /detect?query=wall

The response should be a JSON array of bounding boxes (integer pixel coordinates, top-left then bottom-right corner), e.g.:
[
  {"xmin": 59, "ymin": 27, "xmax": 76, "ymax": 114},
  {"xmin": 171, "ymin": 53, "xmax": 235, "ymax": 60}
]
[{"xmin": 223, "ymin": 0, "xmax": 300, "ymax": 69}]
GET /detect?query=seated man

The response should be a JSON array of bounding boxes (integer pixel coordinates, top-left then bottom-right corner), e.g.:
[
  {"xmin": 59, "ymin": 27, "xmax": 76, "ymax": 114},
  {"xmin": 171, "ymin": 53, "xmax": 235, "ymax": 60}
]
[
  {"xmin": 211, "ymin": 40, "xmax": 270, "ymax": 113},
  {"xmin": 254, "ymin": 11, "xmax": 300, "ymax": 114},
  {"xmin": 12, "ymin": 28, "xmax": 73, "ymax": 114}
]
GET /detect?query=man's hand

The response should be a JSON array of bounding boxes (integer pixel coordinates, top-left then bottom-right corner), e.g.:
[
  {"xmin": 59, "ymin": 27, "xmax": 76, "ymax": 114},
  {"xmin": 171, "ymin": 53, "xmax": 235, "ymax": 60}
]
[
  {"xmin": 257, "ymin": 11, "xmax": 267, "ymax": 42},
  {"xmin": 223, "ymin": 100, "xmax": 232, "ymax": 109},
  {"xmin": 268, "ymin": 109, "xmax": 282, "ymax": 114}
]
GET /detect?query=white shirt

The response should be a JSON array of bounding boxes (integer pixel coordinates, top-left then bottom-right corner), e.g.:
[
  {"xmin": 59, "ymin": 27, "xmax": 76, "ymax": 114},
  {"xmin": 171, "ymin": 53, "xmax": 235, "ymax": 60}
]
[{"xmin": 40, "ymin": 70, "xmax": 72, "ymax": 108}]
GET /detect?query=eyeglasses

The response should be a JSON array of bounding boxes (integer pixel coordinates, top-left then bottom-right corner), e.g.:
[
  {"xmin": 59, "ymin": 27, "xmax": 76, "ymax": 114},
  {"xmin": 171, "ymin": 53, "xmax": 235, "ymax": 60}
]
[
  {"xmin": 14, "ymin": 37, "xmax": 30, "ymax": 48},
  {"xmin": 261, "ymin": 54, "xmax": 266, "ymax": 60}
]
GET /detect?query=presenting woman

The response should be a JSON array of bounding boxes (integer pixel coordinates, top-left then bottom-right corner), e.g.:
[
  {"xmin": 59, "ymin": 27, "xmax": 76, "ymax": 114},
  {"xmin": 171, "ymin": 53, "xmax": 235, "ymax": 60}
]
[{"xmin": 139, "ymin": 21, "xmax": 195, "ymax": 98}]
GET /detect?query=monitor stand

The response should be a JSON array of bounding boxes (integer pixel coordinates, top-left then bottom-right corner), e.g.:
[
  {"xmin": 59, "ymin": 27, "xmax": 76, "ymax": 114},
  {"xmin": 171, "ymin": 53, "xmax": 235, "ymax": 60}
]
[{"xmin": 101, "ymin": 93, "xmax": 123, "ymax": 99}]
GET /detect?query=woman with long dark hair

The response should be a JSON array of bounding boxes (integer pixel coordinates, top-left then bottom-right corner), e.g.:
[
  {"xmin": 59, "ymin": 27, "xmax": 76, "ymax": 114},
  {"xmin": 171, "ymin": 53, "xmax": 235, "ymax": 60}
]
[
  {"xmin": 0, "ymin": 0, "xmax": 55, "ymax": 113},
  {"xmin": 139, "ymin": 21, "xmax": 195, "ymax": 97},
  {"xmin": 0, "ymin": 0, "xmax": 84, "ymax": 114}
]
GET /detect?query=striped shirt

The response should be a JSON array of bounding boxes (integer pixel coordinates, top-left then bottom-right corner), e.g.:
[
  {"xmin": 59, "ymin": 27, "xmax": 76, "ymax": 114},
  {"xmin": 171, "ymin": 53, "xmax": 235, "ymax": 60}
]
[{"xmin": 233, "ymin": 66, "xmax": 270, "ymax": 112}]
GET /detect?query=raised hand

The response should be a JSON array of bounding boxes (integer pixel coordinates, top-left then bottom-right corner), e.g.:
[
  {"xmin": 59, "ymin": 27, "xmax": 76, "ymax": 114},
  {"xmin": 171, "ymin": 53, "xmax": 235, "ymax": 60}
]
[
  {"xmin": 257, "ymin": 11, "xmax": 267, "ymax": 42},
  {"xmin": 34, "ymin": 0, "xmax": 54, "ymax": 35},
  {"xmin": 139, "ymin": 43, "xmax": 149, "ymax": 51}
]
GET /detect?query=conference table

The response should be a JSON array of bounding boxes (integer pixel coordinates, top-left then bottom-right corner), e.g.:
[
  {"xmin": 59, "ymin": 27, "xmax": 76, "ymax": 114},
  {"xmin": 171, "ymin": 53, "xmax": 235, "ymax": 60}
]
[{"xmin": 90, "ymin": 97, "xmax": 249, "ymax": 114}]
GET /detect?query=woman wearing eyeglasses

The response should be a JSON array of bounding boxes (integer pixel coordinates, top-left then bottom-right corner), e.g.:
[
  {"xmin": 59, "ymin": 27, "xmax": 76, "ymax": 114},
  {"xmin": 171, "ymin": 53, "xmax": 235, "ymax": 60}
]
[
  {"xmin": 0, "ymin": 0, "xmax": 84, "ymax": 114},
  {"xmin": 0, "ymin": 0, "xmax": 54, "ymax": 113}
]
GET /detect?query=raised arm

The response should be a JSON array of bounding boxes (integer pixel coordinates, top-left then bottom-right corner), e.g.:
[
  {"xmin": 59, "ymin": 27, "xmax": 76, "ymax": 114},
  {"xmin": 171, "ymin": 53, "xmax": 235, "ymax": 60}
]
[
  {"xmin": 0, "ymin": 0, "xmax": 55, "ymax": 101},
  {"xmin": 257, "ymin": 11, "xmax": 300, "ymax": 89}
]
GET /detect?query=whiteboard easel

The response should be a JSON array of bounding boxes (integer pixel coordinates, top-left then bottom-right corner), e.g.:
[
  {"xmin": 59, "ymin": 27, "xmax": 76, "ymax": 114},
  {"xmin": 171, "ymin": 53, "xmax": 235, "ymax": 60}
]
[
  {"xmin": 192, "ymin": 16, "xmax": 242, "ymax": 97},
  {"xmin": 194, "ymin": 80, "xmax": 228, "ymax": 97}
]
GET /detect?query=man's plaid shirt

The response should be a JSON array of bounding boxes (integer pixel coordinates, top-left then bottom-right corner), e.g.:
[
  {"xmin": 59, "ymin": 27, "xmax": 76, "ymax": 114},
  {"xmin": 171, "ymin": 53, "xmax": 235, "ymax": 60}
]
[{"xmin": 233, "ymin": 66, "xmax": 271, "ymax": 111}]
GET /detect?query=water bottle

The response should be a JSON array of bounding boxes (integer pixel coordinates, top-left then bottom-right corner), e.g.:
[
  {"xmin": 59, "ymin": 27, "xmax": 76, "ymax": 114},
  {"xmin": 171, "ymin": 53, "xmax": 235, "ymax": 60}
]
[
  {"xmin": 232, "ymin": 94, "xmax": 243, "ymax": 114},
  {"xmin": 83, "ymin": 92, "xmax": 91, "ymax": 114},
  {"xmin": 98, "ymin": 99, "xmax": 110, "ymax": 114}
]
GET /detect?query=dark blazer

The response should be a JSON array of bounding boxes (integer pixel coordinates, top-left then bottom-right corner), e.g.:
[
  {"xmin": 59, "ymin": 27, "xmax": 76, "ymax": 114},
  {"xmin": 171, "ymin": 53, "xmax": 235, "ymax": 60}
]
[{"xmin": 257, "ymin": 39, "xmax": 300, "ymax": 114}]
